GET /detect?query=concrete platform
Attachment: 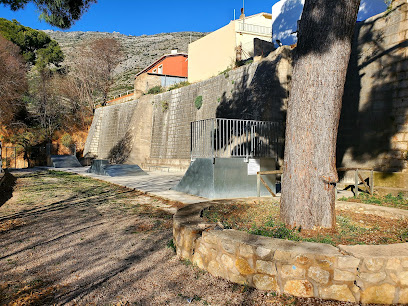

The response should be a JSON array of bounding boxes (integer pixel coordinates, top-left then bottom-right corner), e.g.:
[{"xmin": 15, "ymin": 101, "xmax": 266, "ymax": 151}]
[{"xmin": 50, "ymin": 155, "xmax": 82, "ymax": 168}]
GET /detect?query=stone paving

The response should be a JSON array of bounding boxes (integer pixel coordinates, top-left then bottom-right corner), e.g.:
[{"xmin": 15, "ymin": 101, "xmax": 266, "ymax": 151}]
[{"xmin": 50, "ymin": 166, "xmax": 206, "ymax": 205}]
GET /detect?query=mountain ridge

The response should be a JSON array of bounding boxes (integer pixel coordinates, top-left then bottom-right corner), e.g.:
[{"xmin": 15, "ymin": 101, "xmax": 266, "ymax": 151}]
[{"xmin": 43, "ymin": 30, "xmax": 207, "ymax": 97}]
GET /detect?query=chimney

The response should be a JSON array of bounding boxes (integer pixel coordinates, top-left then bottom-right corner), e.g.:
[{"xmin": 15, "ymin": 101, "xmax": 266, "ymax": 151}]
[
  {"xmin": 239, "ymin": 7, "xmax": 245, "ymax": 19},
  {"xmin": 171, "ymin": 49, "xmax": 178, "ymax": 54}
]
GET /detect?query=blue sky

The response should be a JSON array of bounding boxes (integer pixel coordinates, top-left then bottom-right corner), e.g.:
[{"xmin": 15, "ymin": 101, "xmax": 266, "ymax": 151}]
[{"xmin": 0, "ymin": 0, "xmax": 280, "ymax": 35}]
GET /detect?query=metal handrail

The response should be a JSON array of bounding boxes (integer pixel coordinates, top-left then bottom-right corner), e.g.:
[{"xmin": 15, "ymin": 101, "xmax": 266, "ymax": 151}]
[
  {"xmin": 237, "ymin": 22, "xmax": 272, "ymax": 36},
  {"xmin": 191, "ymin": 118, "xmax": 282, "ymax": 160}
]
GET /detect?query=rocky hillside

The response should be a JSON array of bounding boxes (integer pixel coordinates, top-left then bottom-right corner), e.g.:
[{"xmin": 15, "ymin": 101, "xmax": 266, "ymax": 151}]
[{"xmin": 43, "ymin": 30, "xmax": 206, "ymax": 97}]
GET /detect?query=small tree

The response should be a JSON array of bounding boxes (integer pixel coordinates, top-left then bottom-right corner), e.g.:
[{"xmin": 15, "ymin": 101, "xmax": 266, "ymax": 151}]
[
  {"xmin": 68, "ymin": 37, "xmax": 124, "ymax": 110},
  {"xmin": 0, "ymin": 36, "xmax": 27, "ymax": 126}
]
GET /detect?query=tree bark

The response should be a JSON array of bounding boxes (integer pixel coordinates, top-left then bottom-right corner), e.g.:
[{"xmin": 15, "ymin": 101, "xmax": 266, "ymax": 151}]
[{"xmin": 280, "ymin": 0, "xmax": 361, "ymax": 229}]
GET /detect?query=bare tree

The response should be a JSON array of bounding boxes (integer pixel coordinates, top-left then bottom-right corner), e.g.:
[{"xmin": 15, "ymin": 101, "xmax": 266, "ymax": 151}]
[
  {"xmin": 68, "ymin": 37, "xmax": 124, "ymax": 111},
  {"xmin": 0, "ymin": 36, "xmax": 27, "ymax": 126},
  {"xmin": 280, "ymin": 0, "xmax": 361, "ymax": 229}
]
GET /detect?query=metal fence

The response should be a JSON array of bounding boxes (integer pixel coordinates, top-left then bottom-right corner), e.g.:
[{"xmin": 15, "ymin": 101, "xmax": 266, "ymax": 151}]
[{"xmin": 191, "ymin": 118, "xmax": 282, "ymax": 160}]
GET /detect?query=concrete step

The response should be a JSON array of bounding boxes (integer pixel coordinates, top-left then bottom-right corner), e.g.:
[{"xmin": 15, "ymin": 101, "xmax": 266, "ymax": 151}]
[
  {"xmin": 87, "ymin": 159, "xmax": 147, "ymax": 177},
  {"xmin": 51, "ymin": 155, "xmax": 82, "ymax": 168}
]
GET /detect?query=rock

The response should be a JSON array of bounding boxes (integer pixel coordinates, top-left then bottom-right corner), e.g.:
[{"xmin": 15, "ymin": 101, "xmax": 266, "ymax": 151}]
[
  {"xmin": 253, "ymin": 274, "xmax": 279, "ymax": 291},
  {"xmin": 316, "ymin": 257, "xmax": 335, "ymax": 269},
  {"xmin": 208, "ymin": 260, "xmax": 223, "ymax": 278},
  {"xmin": 386, "ymin": 258, "xmax": 401, "ymax": 270},
  {"xmin": 192, "ymin": 253, "xmax": 204, "ymax": 270},
  {"xmin": 256, "ymin": 260, "xmax": 277, "ymax": 275},
  {"xmin": 360, "ymin": 284, "xmax": 396, "ymax": 304},
  {"xmin": 308, "ymin": 266, "xmax": 330, "ymax": 285},
  {"xmin": 274, "ymin": 250, "xmax": 292, "ymax": 262},
  {"xmin": 319, "ymin": 284, "xmax": 356, "ymax": 302},
  {"xmin": 399, "ymin": 270, "xmax": 408, "ymax": 286},
  {"xmin": 399, "ymin": 288, "xmax": 408, "ymax": 304},
  {"xmin": 281, "ymin": 265, "xmax": 306, "ymax": 278},
  {"xmin": 229, "ymin": 273, "xmax": 246, "ymax": 285},
  {"xmin": 364, "ymin": 258, "xmax": 384, "ymax": 272},
  {"xmin": 202, "ymin": 232, "xmax": 219, "ymax": 245},
  {"xmin": 359, "ymin": 271, "xmax": 387, "ymax": 283},
  {"xmin": 256, "ymin": 246, "xmax": 272, "ymax": 259},
  {"xmin": 221, "ymin": 239, "xmax": 237, "ymax": 254},
  {"xmin": 337, "ymin": 256, "xmax": 360, "ymax": 271},
  {"xmin": 401, "ymin": 259, "xmax": 408, "ymax": 268},
  {"xmin": 221, "ymin": 254, "xmax": 239, "ymax": 275},
  {"xmin": 239, "ymin": 244, "xmax": 254, "ymax": 258},
  {"xmin": 235, "ymin": 257, "xmax": 255, "ymax": 275},
  {"xmin": 295, "ymin": 255, "xmax": 311, "ymax": 266},
  {"xmin": 333, "ymin": 269, "xmax": 356, "ymax": 282},
  {"xmin": 284, "ymin": 280, "xmax": 314, "ymax": 297}
]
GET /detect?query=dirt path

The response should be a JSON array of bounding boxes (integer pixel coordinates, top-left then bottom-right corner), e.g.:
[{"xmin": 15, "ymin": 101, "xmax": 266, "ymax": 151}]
[{"xmin": 0, "ymin": 170, "xmax": 356, "ymax": 305}]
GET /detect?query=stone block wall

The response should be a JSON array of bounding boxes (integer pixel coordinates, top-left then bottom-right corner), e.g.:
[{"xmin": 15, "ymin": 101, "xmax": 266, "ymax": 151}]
[
  {"xmin": 173, "ymin": 203, "xmax": 408, "ymax": 304},
  {"xmin": 338, "ymin": 0, "xmax": 408, "ymax": 172},
  {"xmin": 149, "ymin": 47, "xmax": 291, "ymax": 161}
]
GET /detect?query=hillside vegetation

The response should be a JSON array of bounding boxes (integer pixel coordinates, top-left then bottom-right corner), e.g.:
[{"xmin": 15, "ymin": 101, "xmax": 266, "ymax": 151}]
[{"xmin": 44, "ymin": 30, "xmax": 206, "ymax": 97}]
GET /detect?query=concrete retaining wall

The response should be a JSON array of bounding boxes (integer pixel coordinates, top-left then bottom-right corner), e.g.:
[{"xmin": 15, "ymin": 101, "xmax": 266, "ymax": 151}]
[
  {"xmin": 84, "ymin": 2, "xmax": 408, "ymax": 173},
  {"xmin": 173, "ymin": 203, "xmax": 408, "ymax": 304}
]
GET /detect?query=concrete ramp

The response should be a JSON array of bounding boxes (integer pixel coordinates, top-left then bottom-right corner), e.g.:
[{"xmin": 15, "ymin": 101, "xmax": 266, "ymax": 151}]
[
  {"xmin": 172, "ymin": 158, "xmax": 276, "ymax": 199},
  {"xmin": 87, "ymin": 159, "xmax": 146, "ymax": 177},
  {"xmin": 51, "ymin": 155, "xmax": 82, "ymax": 168}
]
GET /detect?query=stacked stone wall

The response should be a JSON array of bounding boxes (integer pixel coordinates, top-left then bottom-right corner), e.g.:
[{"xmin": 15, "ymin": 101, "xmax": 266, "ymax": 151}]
[{"xmin": 173, "ymin": 203, "xmax": 408, "ymax": 304}]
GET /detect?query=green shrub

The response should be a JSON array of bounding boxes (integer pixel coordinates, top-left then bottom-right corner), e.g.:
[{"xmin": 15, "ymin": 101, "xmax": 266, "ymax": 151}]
[
  {"xmin": 61, "ymin": 133, "xmax": 73, "ymax": 148},
  {"xmin": 167, "ymin": 81, "xmax": 190, "ymax": 91},
  {"xmin": 147, "ymin": 85, "xmax": 163, "ymax": 94},
  {"xmin": 194, "ymin": 96, "xmax": 203, "ymax": 110},
  {"xmin": 161, "ymin": 100, "xmax": 169, "ymax": 111}
]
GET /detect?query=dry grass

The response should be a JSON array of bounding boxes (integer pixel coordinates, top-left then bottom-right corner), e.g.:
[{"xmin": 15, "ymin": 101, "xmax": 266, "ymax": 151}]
[
  {"xmin": 203, "ymin": 198, "xmax": 408, "ymax": 246},
  {"xmin": 0, "ymin": 170, "xmax": 362, "ymax": 305}
]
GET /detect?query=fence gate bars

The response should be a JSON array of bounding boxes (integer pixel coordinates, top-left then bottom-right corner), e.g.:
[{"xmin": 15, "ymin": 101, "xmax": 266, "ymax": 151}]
[{"xmin": 191, "ymin": 118, "xmax": 283, "ymax": 161}]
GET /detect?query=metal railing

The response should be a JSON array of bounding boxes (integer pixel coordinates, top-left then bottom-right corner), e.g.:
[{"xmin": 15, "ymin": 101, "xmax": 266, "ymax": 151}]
[
  {"xmin": 237, "ymin": 22, "xmax": 272, "ymax": 36},
  {"xmin": 191, "ymin": 118, "xmax": 282, "ymax": 160}
]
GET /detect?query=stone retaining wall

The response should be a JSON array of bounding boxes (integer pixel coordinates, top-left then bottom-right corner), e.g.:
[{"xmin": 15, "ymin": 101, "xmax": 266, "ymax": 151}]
[{"xmin": 173, "ymin": 203, "xmax": 408, "ymax": 304}]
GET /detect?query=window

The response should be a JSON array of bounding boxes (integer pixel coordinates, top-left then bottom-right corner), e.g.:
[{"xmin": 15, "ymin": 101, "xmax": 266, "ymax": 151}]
[
  {"xmin": 153, "ymin": 68, "xmax": 157, "ymax": 73},
  {"xmin": 158, "ymin": 65, "xmax": 163, "ymax": 74}
]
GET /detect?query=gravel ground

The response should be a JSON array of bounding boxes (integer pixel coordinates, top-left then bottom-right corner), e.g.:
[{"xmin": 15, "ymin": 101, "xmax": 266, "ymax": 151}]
[{"xmin": 0, "ymin": 169, "xmax": 367, "ymax": 305}]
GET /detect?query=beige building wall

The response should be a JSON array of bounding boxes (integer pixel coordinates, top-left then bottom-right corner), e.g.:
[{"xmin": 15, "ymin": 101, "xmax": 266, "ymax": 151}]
[
  {"xmin": 134, "ymin": 73, "xmax": 162, "ymax": 99},
  {"xmin": 188, "ymin": 21, "xmax": 236, "ymax": 83},
  {"xmin": 188, "ymin": 13, "xmax": 272, "ymax": 83},
  {"xmin": 235, "ymin": 14, "xmax": 272, "ymax": 59}
]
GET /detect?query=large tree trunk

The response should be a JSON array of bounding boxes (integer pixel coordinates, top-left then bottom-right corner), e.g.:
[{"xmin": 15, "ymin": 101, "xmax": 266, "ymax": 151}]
[{"xmin": 280, "ymin": 0, "xmax": 361, "ymax": 229}]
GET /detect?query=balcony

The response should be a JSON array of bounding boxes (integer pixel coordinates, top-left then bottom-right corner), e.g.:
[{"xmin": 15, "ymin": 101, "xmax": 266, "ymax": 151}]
[{"xmin": 237, "ymin": 22, "xmax": 272, "ymax": 36}]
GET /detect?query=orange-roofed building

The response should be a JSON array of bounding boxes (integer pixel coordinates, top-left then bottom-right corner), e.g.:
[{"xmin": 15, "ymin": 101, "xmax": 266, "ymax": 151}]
[{"xmin": 134, "ymin": 50, "xmax": 188, "ymax": 97}]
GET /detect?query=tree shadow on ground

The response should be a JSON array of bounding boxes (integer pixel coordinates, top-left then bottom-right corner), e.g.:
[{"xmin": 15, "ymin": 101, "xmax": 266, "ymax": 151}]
[{"xmin": 337, "ymin": 4, "xmax": 408, "ymax": 176}]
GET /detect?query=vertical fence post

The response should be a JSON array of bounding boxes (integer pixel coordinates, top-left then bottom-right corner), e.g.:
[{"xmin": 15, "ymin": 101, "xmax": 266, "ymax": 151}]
[
  {"xmin": 354, "ymin": 169, "xmax": 359, "ymax": 197},
  {"xmin": 257, "ymin": 172, "xmax": 261, "ymax": 197}
]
